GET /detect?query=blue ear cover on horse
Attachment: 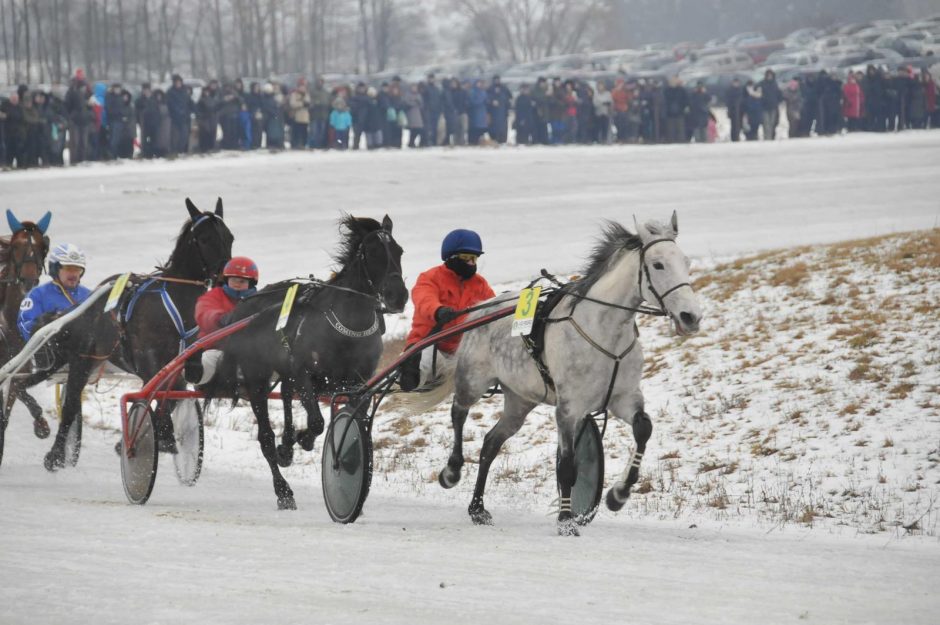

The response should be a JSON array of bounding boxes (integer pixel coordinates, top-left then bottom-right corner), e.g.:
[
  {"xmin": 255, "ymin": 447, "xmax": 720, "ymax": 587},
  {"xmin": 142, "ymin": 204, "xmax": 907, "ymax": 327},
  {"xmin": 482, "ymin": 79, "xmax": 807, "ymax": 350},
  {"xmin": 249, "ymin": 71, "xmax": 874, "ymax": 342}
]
[
  {"xmin": 36, "ymin": 211, "xmax": 52, "ymax": 234},
  {"xmin": 441, "ymin": 229, "xmax": 483, "ymax": 261},
  {"xmin": 6, "ymin": 209, "xmax": 23, "ymax": 233}
]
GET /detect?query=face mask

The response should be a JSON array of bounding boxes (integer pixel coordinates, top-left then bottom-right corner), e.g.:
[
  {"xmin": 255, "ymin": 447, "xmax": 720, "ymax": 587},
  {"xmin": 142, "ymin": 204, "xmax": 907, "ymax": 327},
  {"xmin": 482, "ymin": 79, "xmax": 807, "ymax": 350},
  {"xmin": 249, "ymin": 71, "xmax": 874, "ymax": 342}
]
[
  {"xmin": 223, "ymin": 284, "xmax": 256, "ymax": 300},
  {"xmin": 445, "ymin": 257, "xmax": 477, "ymax": 280}
]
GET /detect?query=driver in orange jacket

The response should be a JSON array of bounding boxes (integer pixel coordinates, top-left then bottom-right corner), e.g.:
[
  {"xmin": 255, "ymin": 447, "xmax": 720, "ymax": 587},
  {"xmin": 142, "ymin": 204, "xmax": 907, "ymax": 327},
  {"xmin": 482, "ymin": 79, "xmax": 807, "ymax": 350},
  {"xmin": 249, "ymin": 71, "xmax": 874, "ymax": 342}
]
[{"xmin": 399, "ymin": 229, "xmax": 494, "ymax": 391}]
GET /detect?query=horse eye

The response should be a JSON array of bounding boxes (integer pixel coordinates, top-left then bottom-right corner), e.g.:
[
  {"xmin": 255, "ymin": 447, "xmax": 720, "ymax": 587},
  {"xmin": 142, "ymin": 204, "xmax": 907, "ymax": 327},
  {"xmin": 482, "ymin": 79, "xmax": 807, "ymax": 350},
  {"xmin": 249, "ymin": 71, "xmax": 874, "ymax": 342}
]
[{"xmin": 653, "ymin": 262, "xmax": 665, "ymax": 270}]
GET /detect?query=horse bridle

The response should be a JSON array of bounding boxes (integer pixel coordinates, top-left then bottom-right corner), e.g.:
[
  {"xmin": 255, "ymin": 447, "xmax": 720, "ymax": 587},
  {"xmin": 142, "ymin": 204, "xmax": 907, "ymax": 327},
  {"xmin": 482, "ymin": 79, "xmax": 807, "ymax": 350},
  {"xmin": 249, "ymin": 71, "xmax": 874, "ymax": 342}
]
[
  {"xmin": 354, "ymin": 228, "xmax": 403, "ymax": 313},
  {"xmin": 637, "ymin": 238, "xmax": 692, "ymax": 316},
  {"xmin": 4, "ymin": 226, "xmax": 48, "ymax": 289},
  {"xmin": 189, "ymin": 214, "xmax": 227, "ymax": 284}
]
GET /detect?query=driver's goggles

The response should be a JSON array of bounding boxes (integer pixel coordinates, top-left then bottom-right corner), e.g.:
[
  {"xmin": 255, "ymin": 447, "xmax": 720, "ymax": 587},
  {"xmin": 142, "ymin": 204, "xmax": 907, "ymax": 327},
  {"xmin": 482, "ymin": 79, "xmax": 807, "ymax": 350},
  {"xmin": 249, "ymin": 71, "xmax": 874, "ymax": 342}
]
[{"xmin": 452, "ymin": 253, "xmax": 479, "ymax": 263}]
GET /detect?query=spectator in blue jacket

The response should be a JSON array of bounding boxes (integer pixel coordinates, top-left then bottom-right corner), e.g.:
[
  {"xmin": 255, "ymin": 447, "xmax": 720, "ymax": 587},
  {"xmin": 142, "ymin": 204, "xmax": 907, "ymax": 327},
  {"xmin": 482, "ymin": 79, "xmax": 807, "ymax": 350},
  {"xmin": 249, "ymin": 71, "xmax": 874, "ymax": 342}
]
[
  {"xmin": 329, "ymin": 97, "xmax": 353, "ymax": 150},
  {"xmin": 468, "ymin": 80, "xmax": 489, "ymax": 145},
  {"xmin": 18, "ymin": 243, "xmax": 92, "ymax": 341}
]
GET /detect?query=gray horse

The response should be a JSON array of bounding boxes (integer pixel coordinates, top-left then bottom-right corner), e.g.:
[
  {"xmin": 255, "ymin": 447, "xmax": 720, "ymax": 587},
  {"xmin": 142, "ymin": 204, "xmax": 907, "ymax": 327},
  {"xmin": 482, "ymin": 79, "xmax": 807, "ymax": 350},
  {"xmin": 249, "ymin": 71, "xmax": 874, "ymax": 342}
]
[{"xmin": 438, "ymin": 212, "xmax": 702, "ymax": 535}]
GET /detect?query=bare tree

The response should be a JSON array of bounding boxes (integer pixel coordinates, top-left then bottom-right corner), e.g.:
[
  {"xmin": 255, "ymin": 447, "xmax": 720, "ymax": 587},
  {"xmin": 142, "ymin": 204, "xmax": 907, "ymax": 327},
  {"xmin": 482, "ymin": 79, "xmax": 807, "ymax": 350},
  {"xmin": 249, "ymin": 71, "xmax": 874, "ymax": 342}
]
[{"xmin": 449, "ymin": 0, "xmax": 605, "ymax": 62}]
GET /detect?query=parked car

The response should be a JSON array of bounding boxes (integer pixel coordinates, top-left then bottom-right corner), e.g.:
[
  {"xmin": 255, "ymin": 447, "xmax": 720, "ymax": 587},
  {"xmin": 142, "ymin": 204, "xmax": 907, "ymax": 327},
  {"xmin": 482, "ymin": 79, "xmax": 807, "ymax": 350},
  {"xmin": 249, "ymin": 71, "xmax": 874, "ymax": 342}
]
[
  {"xmin": 685, "ymin": 49, "xmax": 755, "ymax": 74},
  {"xmin": 727, "ymin": 32, "xmax": 767, "ymax": 46},
  {"xmin": 762, "ymin": 50, "xmax": 822, "ymax": 68},
  {"xmin": 784, "ymin": 27, "xmax": 824, "ymax": 47}
]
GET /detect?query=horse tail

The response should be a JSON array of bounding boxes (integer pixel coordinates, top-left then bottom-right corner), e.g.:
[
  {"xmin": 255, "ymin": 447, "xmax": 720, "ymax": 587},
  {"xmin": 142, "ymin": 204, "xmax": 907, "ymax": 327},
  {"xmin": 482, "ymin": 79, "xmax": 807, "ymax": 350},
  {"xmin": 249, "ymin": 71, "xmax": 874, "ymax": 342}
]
[{"xmin": 391, "ymin": 367, "xmax": 457, "ymax": 417}]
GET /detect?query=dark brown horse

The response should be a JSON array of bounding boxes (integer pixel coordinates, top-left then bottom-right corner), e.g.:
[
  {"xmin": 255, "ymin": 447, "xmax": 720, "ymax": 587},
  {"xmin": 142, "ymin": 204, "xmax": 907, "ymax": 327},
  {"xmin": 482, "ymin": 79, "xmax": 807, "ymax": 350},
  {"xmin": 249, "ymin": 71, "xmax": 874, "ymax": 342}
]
[
  {"xmin": 14, "ymin": 199, "xmax": 233, "ymax": 471},
  {"xmin": 0, "ymin": 210, "xmax": 52, "ymax": 438}
]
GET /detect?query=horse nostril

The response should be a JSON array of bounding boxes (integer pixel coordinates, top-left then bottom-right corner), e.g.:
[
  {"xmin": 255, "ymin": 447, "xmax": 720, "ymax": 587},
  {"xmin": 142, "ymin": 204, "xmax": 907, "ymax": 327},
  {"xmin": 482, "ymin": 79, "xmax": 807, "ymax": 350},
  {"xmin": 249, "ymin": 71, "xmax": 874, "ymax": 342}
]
[{"xmin": 680, "ymin": 312, "xmax": 699, "ymax": 328}]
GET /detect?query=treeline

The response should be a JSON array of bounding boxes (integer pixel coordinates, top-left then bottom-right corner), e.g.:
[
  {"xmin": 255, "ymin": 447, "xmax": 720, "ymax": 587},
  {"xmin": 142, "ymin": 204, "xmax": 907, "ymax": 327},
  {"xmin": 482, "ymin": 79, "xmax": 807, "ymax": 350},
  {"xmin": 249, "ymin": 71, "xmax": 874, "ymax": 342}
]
[{"xmin": 0, "ymin": 0, "xmax": 434, "ymax": 85}]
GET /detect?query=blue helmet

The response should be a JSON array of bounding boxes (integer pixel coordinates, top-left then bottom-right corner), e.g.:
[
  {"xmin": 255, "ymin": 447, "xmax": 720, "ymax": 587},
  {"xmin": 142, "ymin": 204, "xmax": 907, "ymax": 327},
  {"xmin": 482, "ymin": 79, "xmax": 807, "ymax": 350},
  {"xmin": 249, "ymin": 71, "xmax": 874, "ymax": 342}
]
[{"xmin": 441, "ymin": 229, "xmax": 484, "ymax": 261}]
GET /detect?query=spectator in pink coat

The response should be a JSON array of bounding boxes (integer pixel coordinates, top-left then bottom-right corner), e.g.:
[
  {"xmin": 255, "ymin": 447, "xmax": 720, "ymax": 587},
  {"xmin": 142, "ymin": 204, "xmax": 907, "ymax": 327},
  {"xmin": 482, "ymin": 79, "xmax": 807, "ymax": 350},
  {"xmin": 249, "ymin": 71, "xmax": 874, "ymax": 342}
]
[{"xmin": 842, "ymin": 72, "xmax": 864, "ymax": 132}]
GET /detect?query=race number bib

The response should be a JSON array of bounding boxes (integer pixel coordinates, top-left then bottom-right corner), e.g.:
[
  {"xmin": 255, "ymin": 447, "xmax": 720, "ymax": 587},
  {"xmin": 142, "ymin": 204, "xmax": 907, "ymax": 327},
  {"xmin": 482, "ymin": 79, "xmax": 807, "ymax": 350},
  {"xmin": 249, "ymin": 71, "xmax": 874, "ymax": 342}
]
[
  {"xmin": 275, "ymin": 284, "xmax": 299, "ymax": 332},
  {"xmin": 510, "ymin": 286, "xmax": 541, "ymax": 337},
  {"xmin": 104, "ymin": 273, "xmax": 131, "ymax": 312}
]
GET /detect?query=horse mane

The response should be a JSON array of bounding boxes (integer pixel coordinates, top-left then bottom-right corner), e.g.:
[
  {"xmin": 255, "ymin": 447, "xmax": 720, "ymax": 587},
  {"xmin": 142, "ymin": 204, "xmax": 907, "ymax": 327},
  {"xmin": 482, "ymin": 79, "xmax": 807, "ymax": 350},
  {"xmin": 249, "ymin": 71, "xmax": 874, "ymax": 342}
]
[
  {"xmin": 568, "ymin": 221, "xmax": 644, "ymax": 297},
  {"xmin": 330, "ymin": 214, "xmax": 383, "ymax": 281},
  {"xmin": 157, "ymin": 218, "xmax": 199, "ymax": 272}
]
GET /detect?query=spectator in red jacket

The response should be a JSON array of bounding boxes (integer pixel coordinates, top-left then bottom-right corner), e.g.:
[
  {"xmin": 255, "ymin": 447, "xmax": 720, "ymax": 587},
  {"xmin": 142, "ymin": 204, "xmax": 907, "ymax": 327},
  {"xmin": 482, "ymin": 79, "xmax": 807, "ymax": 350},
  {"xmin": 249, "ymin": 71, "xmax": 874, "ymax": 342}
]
[
  {"xmin": 842, "ymin": 72, "xmax": 865, "ymax": 132},
  {"xmin": 185, "ymin": 256, "xmax": 259, "ymax": 385},
  {"xmin": 399, "ymin": 229, "xmax": 495, "ymax": 391}
]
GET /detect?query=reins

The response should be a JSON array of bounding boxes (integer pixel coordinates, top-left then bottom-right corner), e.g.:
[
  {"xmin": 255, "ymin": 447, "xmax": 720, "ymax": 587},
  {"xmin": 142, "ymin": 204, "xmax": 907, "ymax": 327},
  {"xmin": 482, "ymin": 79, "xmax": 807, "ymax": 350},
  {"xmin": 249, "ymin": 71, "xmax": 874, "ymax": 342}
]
[{"xmin": 517, "ymin": 239, "xmax": 691, "ymax": 422}]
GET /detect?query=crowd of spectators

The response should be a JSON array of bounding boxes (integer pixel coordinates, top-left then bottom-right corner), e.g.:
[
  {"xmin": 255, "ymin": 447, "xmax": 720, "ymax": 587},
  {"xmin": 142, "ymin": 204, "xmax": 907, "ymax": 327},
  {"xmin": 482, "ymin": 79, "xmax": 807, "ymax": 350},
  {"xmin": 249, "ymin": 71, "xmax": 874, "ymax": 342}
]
[{"xmin": 1, "ymin": 63, "xmax": 938, "ymax": 169}]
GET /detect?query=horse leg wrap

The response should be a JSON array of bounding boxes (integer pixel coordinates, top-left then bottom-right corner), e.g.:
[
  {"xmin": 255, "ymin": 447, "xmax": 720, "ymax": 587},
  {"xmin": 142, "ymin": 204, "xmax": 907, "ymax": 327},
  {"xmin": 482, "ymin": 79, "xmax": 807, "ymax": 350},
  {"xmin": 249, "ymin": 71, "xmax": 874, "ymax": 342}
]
[
  {"xmin": 621, "ymin": 412, "xmax": 652, "ymax": 489},
  {"xmin": 557, "ymin": 453, "xmax": 577, "ymax": 490}
]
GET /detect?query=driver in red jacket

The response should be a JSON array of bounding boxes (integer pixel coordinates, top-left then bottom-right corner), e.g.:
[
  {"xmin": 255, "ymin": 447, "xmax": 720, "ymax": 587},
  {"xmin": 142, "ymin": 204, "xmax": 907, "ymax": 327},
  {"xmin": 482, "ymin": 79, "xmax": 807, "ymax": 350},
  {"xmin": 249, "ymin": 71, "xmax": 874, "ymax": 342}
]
[
  {"xmin": 399, "ymin": 229, "xmax": 495, "ymax": 391},
  {"xmin": 184, "ymin": 256, "xmax": 259, "ymax": 385}
]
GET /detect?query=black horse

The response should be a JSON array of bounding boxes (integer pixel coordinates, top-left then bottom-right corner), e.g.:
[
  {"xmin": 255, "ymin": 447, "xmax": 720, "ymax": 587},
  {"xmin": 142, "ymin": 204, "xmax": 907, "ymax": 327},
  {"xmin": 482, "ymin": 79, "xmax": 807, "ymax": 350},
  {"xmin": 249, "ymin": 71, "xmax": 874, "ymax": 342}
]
[
  {"xmin": 17, "ymin": 198, "xmax": 233, "ymax": 471},
  {"xmin": 0, "ymin": 210, "xmax": 52, "ymax": 437},
  {"xmin": 205, "ymin": 215, "xmax": 407, "ymax": 510}
]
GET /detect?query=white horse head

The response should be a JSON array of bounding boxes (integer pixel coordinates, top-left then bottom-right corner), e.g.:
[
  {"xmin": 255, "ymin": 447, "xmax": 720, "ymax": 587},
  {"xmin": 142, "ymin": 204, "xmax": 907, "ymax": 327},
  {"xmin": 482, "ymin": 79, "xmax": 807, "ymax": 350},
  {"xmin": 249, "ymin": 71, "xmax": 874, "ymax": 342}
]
[{"xmin": 634, "ymin": 211, "xmax": 702, "ymax": 336}]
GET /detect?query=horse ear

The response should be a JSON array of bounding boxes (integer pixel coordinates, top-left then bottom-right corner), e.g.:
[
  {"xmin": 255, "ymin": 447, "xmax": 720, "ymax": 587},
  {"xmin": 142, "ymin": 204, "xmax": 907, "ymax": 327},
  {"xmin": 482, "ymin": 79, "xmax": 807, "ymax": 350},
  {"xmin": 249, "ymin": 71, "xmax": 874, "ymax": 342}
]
[
  {"xmin": 381, "ymin": 214, "xmax": 393, "ymax": 233},
  {"xmin": 670, "ymin": 210, "xmax": 678, "ymax": 236},
  {"xmin": 6, "ymin": 209, "xmax": 23, "ymax": 233},
  {"xmin": 185, "ymin": 198, "xmax": 201, "ymax": 222},
  {"xmin": 215, "ymin": 197, "xmax": 224, "ymax": 219},
  {"xmin": 36, "ymin": 211, "xmax": 52, "ymax": 234},
  {"xmin": 633, "ymin": 215, "xmax": 652, "ymax": 242}
]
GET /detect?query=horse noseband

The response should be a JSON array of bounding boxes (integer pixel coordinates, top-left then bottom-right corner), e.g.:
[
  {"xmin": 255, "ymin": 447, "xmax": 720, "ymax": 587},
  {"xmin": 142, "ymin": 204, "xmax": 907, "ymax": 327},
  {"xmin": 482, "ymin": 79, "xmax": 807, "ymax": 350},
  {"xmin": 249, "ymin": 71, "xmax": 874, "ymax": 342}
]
[{"xmin": 638, "ymin": 238, "xmax": 691, "ymax": 315}]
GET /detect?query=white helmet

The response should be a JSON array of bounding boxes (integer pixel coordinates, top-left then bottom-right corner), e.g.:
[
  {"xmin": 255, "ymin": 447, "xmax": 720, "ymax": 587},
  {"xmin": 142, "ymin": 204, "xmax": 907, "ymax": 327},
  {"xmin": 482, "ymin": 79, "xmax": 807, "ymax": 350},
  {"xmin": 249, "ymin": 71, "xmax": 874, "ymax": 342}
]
[{"xmin": 48, "ymin": 243, "xmax": 87, "ymax": 275}]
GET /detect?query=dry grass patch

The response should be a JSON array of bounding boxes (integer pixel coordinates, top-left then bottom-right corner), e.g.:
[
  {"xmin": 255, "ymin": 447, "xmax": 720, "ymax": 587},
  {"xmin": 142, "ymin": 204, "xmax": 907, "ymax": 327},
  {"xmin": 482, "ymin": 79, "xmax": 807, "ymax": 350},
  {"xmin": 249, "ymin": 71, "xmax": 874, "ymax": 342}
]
[{"xmin": 769, "ymin": 262, "xmax": 809, "ymax": 287}]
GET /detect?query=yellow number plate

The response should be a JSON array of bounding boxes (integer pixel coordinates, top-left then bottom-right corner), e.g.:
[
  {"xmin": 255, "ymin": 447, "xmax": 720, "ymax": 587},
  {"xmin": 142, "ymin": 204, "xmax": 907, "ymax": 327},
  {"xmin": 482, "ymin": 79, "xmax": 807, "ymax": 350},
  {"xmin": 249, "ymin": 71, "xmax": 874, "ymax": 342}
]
[
  {"xmin": 511, "ymin": 286, "xmax": 541, "ymax": 337},
  {"xmin": 104, "ymin": 273, "xmax": 131, "ymax": 313},
  {"xmin": 275, "ymin": 284, "xmax": 299, "ymax": 332}
]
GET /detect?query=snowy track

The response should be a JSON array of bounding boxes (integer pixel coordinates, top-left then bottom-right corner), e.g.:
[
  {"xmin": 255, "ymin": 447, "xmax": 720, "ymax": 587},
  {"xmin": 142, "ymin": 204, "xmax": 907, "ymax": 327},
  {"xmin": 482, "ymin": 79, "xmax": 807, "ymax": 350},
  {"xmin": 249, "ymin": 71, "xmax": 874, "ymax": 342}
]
[
  {"xmin": 1, "ymin": 133, "xmax": 939, "ymax": 624},
  {"xmin": 1, "ymin": 418, "xmax": 936, "ymax": 625}
]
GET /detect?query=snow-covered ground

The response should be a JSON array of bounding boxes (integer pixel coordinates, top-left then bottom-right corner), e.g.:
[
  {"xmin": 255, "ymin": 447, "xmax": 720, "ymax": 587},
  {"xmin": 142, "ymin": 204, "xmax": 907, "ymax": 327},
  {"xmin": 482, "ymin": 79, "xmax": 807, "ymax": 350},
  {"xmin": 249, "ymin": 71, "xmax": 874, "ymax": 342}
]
[{"xmin": 1, "ymin": 133, "xmax": 939, "ymax": 624}]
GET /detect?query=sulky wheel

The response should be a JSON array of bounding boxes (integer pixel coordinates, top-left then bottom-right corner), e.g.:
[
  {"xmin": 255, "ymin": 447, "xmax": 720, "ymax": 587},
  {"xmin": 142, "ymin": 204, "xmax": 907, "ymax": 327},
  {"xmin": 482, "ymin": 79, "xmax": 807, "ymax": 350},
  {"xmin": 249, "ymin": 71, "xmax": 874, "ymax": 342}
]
[
  {"xmin": 120, "ymin": 401, "xmax": 158, "ymax": 505},
  {"xmin": 170, "ymin": 399, "xmax": 204, "ymax": 487},
  {"xmin": 321, "ymin": 407, "xmax": 373, "ymax": 524},
  {"xmin": 557, "ymin": 416, "xmax": 605, "ymax": 526}
]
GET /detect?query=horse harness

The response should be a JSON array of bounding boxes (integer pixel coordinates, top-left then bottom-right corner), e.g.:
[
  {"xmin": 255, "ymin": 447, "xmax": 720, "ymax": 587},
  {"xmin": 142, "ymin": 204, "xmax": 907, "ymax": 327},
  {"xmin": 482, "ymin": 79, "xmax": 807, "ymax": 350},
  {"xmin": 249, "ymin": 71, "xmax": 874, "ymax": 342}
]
[
  {"xmin": 286, "ymin": 227, "xmax": 398, "ymax": 348},
  {"xmin": 521, "ymin": 238, "xmax": 690, "ymax": 414}
]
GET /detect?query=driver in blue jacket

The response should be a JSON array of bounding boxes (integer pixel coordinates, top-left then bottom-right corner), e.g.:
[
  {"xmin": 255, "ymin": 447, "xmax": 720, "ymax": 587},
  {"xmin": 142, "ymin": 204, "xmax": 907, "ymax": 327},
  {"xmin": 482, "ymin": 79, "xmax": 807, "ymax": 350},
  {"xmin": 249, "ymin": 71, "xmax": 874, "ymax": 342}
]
[{"xmin": 17, "ymin": 243, "xmax": 92, "ymax": 341}]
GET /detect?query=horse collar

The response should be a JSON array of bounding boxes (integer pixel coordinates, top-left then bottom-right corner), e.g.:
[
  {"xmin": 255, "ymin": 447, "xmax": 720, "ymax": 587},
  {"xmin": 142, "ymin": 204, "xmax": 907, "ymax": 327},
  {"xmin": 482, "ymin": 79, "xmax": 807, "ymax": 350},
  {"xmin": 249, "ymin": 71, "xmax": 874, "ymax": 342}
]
[{"xmin": 324, "ymin": 309, "xmax": 380, "ymax": 338}]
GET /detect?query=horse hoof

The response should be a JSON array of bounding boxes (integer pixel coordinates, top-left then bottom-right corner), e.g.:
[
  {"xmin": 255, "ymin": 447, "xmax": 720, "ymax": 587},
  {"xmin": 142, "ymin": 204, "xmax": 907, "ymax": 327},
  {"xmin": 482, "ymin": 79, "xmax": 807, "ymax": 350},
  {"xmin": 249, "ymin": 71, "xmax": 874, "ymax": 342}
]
[
  {"xmin": 469, "ymin": 507, "xmax": 493, "ymax": 526},
  {"xmin": 606, "ymin": 486, "xmax": 629, "ymax": 512},
  {"xmin": 33, "ymin": 417, "xmax": 50, "ymax": 439},
  {"xmin": 438, "ymin": 466, "xmax": 460, "ymax": 489},
  {"xmin": 277, "ymin": 495, "xmax": 297, "ymax": 511},
  {"xmin": 276, "ymin": 444, "xmax": 294, "ymax": 468},
  {"xmin": 44, "ymin": 451, "xmax": 64, "ymax": 472},
  {"xmin": 296, "ymin": 429, "xmax": 316, "ymax": 452},
  {"xmin": 557, "ymin": 517, "xmax": 580, "ymax": 537},
  {"xmin": 114, "ymin": 440, "xmax": 123, "ymax": 456}
]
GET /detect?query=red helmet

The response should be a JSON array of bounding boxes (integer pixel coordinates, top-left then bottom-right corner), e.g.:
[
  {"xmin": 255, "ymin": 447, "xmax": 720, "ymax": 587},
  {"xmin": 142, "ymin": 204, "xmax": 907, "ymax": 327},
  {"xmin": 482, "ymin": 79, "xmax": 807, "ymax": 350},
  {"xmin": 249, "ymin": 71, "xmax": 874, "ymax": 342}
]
[{"xmin": 222, "ymin": 256, "xmax": 259, "ymax": 283}]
